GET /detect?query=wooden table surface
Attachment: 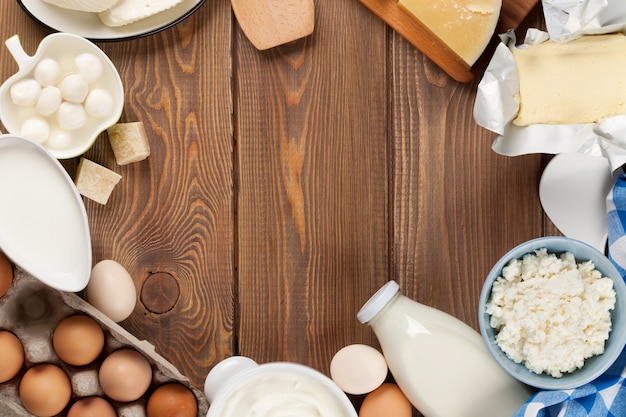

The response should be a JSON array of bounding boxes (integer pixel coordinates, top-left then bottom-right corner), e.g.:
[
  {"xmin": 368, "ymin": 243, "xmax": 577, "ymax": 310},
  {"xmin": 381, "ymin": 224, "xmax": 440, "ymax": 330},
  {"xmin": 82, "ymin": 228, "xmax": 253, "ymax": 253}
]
[{"xmin": 0, "ymin": 1, "xmax": 557, "ymax": 414}]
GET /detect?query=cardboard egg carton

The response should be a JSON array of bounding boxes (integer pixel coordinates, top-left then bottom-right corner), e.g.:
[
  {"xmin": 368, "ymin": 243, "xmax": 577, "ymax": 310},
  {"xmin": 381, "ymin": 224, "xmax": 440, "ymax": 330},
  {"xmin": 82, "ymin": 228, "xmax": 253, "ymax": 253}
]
[{"xmin": 0, "ymin": 268, "xmax": 209, "ymax": 417}]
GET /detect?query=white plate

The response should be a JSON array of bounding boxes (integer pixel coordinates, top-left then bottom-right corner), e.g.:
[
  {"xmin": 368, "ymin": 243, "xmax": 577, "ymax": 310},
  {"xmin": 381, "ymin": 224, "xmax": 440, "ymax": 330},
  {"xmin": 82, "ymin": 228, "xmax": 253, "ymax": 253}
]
[
  {"xmin": 539, "ymin": 153, "xmax": 623, "ymax": 253},
  {"xmin": 17, "ymin": 0, "xmax": 205, "ymax": 41}
]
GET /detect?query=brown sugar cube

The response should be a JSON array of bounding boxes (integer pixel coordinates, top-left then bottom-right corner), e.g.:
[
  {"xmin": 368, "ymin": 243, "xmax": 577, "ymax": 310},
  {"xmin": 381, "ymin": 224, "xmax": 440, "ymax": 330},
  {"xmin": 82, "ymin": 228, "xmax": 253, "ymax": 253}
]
[
  {"xmin": 107, "ymin": 122, "xmax": 151, "ymax": 165},
  {"xmin": 75, "ymin": 158, "xmax": 122, "ymax": 205}
]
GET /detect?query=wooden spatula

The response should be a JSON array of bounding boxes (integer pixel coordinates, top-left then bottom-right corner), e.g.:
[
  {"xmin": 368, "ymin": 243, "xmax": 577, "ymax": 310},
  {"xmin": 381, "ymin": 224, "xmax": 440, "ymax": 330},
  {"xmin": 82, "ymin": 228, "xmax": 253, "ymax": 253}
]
[{"xmin": 231, "ymin": 0, "xmax": 315, "ymax": 50}]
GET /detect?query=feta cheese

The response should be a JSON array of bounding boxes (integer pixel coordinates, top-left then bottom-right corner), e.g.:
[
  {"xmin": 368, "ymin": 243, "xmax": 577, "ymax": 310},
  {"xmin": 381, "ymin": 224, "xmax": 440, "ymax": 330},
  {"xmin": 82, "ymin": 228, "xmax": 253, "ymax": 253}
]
[{"xmin": 486, "ymin": 248, "xmax": 616, "ymax": 377}]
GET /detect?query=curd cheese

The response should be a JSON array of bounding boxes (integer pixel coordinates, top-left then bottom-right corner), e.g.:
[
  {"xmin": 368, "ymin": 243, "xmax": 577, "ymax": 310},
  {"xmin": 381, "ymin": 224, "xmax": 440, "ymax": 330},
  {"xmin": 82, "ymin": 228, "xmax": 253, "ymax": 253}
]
[{"xmin": 486, "ymin": 249, "xmax": 616, "ymax": 377}]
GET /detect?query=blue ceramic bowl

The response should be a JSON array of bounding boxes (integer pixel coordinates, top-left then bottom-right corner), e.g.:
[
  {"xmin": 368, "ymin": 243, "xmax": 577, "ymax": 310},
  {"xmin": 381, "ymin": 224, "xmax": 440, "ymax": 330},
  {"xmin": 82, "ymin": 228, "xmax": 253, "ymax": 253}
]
[{"xmin": 479, "ymin": 236, "xmax": 626, "ymax": 390}]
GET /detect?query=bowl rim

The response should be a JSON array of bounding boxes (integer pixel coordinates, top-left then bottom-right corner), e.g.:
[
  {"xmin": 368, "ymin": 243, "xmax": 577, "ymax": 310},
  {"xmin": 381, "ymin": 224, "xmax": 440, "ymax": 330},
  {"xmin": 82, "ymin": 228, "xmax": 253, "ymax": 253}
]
[
  {"xmin": 0, "ymin": 32, "xmax": 124, "ymax": 159},
  {"xmin": 479, "ymin": 236, "xmax": 626, "ymax": 390}
]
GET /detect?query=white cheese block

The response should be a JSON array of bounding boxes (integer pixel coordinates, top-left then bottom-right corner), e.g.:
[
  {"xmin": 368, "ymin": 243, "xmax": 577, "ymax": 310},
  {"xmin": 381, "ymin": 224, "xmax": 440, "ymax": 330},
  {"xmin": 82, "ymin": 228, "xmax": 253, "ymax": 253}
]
[
  {"xmin": 513, "ymin": 33, "xmax": 626, "ymax": 126},
  {"xmin": 98, "ymin": 0, "xmax": 185, "ymax": 27},
  {"xmin": 75, "ymin": 158, "xmax": 122, "ymax": 205},
  {"xmin": 107, "ymin": 122, "xmax": 151, "ymax": 165},
  {"xmin": 398, "ymin": 0, "xmax": 502, "ymax": 66},
  {"xmin": 42, "ymin": 0, "xmax": 120, "ymax": 13}
]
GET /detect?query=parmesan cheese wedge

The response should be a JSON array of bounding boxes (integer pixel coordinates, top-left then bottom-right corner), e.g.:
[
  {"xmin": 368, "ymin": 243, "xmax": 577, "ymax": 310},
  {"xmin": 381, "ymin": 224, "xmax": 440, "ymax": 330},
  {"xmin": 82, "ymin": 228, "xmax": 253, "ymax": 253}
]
[
  {"xmin": 397, "ymin": 0, "xmax": 502, "ymax": 66},
  {"xmin": 75, "ymin": 158, "xmax": 122, "ymax": 205},
  {"xmin": 107, "ymin": 122, "xmax": 151, "ymax": 165},
  {"xmin": 42, "ymin": 0, "xmax": 120, "ymax": 13},
  {"xmin": 513, "ymin": 33, "xmax": 626, "ymax": 126},
  {"xmin": 98, "ymin": 0, "xmax": 185, "ymax": 27}
]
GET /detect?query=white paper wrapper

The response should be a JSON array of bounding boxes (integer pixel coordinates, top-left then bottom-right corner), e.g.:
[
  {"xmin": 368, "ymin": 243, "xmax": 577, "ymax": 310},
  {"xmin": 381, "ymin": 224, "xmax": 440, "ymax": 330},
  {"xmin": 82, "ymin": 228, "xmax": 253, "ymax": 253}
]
[{"xmin": 473, "ymin": 0, "xmax": 626, "ymax": 173}]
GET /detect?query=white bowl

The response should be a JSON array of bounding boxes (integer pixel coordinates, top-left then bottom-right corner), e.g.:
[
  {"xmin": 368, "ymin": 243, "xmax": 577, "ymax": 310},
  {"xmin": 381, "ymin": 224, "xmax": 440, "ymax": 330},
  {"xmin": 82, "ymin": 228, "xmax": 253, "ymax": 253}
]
[
  {"xmin": 479, "ymin": 237, "xmax": 626, "ymax": 390},
  {"xmin": 0, "ymin": 33, "xmax": 123, "ymax": 159},
  {"xmin": 204, "ymin": 356, "xmax": 357, "ymax": 417}
]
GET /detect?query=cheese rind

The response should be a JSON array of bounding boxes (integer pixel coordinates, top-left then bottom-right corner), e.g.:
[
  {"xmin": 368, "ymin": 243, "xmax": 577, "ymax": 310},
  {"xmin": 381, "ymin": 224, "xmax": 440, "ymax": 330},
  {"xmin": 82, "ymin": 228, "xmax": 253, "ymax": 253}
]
[
  {"xmin": 398, "ymin": 0, "xmax": 502, "ymax": 66},
  {"xmin": 75, "ymin": 158, "xmax": 122, "ymax": 205},
  {"xmin": 513, "ymin": 33, "xmax": 626, "ymax": 126},
  {"xmin": 107, "ymin": 122, "xmax": 151, "ymax": 165},
  {"xmin": 98, "ymin": 0, "xmax": 185, "ymax": 27}
]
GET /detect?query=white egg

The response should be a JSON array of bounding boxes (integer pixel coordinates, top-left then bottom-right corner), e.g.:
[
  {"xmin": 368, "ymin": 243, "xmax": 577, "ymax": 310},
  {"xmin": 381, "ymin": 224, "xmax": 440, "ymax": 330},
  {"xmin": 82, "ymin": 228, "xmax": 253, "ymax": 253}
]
[
  {"xmin": 330, "ymin": 344, "xmax": 388, "ymax": 395},
  {"xmin": 84, "ymin": 88, "xmax": 114, "ymax": 118},
  {"xmin": 35, "ymin": 86, "xmax": 62, "ymax": 116},
  {"xmin": 60, "ymin": 74, "xmax": 89, "ymax": 103},
  {"xmin": 87, "ymin": 260, "xmax": 137, "ymax": 322},
  {"xmin": 10, "ymin": 79, "xmax": 42, "ymax": 106},
  {"xmin": 57, "ymin": 102, "xmax": 87, "ymax": 130},
  {"xmin": 75, "ymin": 53, "xmax": 104, "ymax": 84},
  {"xmin": 34, "ymin": 58, "xmax": 62, "ymax": 87},
  {"xmin": 20, "ymin": 117, "xmax": 50, "ymax": 144}
]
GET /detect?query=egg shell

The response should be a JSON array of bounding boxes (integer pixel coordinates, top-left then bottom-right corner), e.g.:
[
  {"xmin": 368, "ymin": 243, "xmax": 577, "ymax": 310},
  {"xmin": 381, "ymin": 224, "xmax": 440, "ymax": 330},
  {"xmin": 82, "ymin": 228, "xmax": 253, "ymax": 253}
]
[
  {"xmin": 0, "ymin": 269, "xmax": 209, "ymax": 417},
  {"xmin": 147, "ymin": 382, "xmax": 198, "ymax": 417},
  {"xmin": 19, "ymin": 363, "xmax": 71, "ymax": 417},
  {"xmin": 330, "ymin": 344, "xmax": 388, "ymax": 395},
  {"xmin": 67, "ymin": 397, "xmax": 117, "ymax": 417},
  {"xmin": 52, "ymin": 314, "xmax": 105, "ymax": 366},
  {"xmin": 87, "ymin": 259, "xmax": 137, "ymax": 322},
  {"xmin": 359, "ymin": 383, "xmax": 412, "ymax": 417},
  {"xmin": 0, "ymin": 251, "xmax": 13, "ymax": 298},
  {"xmin": 0, "ymin": 330, "xmax": 24, "ymax": 383},
  {"xmin": 99, "ymin": 348, "xmax": 153, "ymax": 402}
]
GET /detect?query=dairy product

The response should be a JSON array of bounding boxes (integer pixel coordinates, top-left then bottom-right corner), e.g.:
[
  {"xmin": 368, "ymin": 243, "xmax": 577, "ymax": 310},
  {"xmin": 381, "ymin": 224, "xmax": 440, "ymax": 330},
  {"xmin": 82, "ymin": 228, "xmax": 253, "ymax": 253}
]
[
  {"xmin": 486, "ymin": 249, "xmax": 616, "ymax": 377},
  {"xmin": 75, "ymin": 158, "xmax": 122, "ymax": 205},
  {"xmin": 0, "ymin": 142, "xmax": 90, "ymax": 290},
  {"xmin": 513, "ymin": 33, "xmax": 626, "ymax": 126},
  {"xmin": 358, "ymin": 281, "xmax": 531, "ymax": 417},
  {"xmin": 397, "ymin": 0, "xmax": 501, "ymax": 66},
  {"xmin": 98, "ymin": 0, "xmax": 185, "ymax": 27},
  {"xmin": 42, "ymin": 0, "xmax": 119, "ymax": 13},
  {"xmin": 107, "ymin": 122, "xmax": 151, "ymax": 165},
  {"xmin": 212, "ymin": 368, "xmax": 351, "ymax": 417}
]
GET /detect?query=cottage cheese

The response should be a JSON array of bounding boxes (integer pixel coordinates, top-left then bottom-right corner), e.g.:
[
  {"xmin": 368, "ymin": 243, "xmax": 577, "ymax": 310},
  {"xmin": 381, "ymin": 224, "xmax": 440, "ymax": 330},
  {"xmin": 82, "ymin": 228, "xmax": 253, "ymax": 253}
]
[{"xmin": 486, "ymin": 249, "xmax": 616, "ymax": 377}]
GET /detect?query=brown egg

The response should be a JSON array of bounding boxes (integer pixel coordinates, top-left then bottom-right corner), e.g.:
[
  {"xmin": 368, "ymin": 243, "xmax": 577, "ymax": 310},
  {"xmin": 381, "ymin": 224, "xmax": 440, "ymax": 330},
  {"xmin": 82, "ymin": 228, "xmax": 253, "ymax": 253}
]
[
  {"xmin": 147, "ymin": 383, "xmax": 198, "ymax": 417},
  {"xmin": 19, "ymin": 363, "xmax": 72, "ymax": 417},
  {"xmin": 0, "ymin": 251, "xmax": 13, "ymax": 298},
  {"xmin": 99, "ymin": 348, "xmax": 152, "ymax": 402},
  {"xmin": 359, "ymin": 383, "xmax": 412, "ymax": 417},
  {"xmin": 67, "ymin": 397, "xmax": 117, "ymax": 417},
  {"xmin": 53, "ymin": 314, "xmax": 105, "ymax": 366},
  {"xmin": 0, "ymin": 330, "xmax": 24, "ymax": 382}
]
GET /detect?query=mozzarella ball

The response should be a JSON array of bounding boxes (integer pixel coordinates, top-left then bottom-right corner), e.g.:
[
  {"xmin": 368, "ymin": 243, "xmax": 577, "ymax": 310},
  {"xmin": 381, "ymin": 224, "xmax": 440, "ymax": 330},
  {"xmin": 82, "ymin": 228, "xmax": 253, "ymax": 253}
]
[
  {"xmin": 60, "ymin": 73, "xmax": 89, "ymax": 103},
  {"xmin": 10, "ymin": 79, "xmax": 41, "ymax": 106},
  {"xmin": 57, "ymin": 102, "xmax": 87, "ymax": 130},
  {"xmin": 35, "ymin": 85, "xmax": 62, "ymax": 116},
  {"xmin": 21, "ymin": 117, "xmax": 50, "ymax": 143},
  {"xmin": 84, "ymin": 88, "xmax": 114, "ymax": 118},
  {"xmin": 46, "ymin": 128, "xmax": 73, "ymax": 150},
  {"xmin": 75, "ymin": 53, "xmax": 104, "ymax": 84},
  {"xmin": 34, "ymin": 57, "xmax": 62, "ymax": 87}
]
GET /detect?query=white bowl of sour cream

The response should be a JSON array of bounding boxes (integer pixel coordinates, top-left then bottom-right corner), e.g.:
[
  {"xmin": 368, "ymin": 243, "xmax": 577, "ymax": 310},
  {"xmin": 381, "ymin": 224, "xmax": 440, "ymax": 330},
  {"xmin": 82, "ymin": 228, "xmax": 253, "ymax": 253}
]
[{"xmin": 204, "ymin": 356, "xmax": 358, "ymax": 417}]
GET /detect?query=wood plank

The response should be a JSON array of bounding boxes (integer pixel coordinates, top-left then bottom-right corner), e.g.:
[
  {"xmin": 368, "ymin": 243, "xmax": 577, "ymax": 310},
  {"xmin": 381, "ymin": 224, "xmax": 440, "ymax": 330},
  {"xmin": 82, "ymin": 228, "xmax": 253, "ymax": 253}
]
[
  {"xmin": 80, "ymin": 2, "xmax": 235, "ymax": 390},
  {"xmin": 356, "ymin": 0, "xmax": 539, "ymax": 82},
  {"xmin": 236, "ymin": 0, "xmax": 389, "ymax": 372}
]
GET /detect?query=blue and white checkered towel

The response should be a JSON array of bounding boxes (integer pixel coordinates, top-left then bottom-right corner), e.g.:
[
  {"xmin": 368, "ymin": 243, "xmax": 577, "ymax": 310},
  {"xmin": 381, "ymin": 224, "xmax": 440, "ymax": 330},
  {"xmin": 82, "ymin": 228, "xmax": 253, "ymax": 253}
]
[{"xmin": 513, "ymin": 173, "xmax": 626, "ymax": 417}]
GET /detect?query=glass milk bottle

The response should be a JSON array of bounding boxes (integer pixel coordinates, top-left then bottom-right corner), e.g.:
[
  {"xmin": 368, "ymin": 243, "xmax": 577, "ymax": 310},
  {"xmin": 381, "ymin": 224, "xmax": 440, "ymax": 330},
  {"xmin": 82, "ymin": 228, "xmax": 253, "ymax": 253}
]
[{"xmin": 358, "ymin": 281, "xmax": 532, "ymax": 417}]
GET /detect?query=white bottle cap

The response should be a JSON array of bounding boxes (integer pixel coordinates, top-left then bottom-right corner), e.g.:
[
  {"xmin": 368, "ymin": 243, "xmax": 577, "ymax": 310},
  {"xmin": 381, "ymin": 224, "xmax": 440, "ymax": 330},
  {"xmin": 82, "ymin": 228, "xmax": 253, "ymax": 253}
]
[{"xmin": 357, "ymin": 281, "xmax": 400, "ymax": 324}]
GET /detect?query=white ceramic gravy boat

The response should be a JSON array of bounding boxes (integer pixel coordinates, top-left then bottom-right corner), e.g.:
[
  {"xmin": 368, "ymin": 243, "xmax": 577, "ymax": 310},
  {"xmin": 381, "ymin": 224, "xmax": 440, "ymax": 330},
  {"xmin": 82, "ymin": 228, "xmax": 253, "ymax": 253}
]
[{"xmin": 0, "ymin": 134, "xmax": 91, "ymax": 291}]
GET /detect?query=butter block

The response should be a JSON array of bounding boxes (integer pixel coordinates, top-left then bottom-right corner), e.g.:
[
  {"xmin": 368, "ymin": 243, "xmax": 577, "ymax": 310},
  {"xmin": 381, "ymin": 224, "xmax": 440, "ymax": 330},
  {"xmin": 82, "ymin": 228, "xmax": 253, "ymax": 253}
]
[
  {"xmin": 98, "ymin": 0, "xmax": 185, "ymax": 27},
  {"xmin": 107, "ymin": 122, "xmax": 151, "ymax": 165},
  {"xmin": 75, "ymin": 158, "xmax": 122, "ymax": 205},
  {"xmin": 398, "ymin": 0, "xmax": 501, "ymax": 66},
  {"xmin": 513, "ymin": 33, "xmax": 626, "ymax": 126}
]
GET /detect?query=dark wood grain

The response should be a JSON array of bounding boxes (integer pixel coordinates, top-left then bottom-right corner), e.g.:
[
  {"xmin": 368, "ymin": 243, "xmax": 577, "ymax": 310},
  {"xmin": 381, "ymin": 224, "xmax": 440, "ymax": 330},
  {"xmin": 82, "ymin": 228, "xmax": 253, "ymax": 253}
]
[{"xmin": 0, "ymin": 1, "xmax": 557, "ymax": 416}]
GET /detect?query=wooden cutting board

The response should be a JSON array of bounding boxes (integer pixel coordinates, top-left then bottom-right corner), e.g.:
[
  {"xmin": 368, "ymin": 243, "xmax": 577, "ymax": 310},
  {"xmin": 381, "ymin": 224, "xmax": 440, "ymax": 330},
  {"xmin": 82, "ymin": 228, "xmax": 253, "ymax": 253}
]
[{"xmin": 357, "ymin": 0, "xmax": 540, "ymax": 82}]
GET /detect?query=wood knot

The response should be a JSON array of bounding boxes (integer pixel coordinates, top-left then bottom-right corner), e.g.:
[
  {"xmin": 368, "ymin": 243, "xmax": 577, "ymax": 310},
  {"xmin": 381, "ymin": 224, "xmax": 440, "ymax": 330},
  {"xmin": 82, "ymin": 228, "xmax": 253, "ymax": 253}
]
[{"xmin": 140, "ymin": 272, "xmax": 180, "ymax": 314}]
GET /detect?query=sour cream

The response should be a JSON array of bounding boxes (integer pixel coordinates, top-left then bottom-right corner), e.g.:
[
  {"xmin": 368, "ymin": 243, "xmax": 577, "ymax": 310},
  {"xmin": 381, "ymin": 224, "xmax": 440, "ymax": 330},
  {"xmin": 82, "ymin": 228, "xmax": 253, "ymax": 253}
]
[{"xmin": 213, "ymin": 368, "xmax": 351, "ymax": 417}]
